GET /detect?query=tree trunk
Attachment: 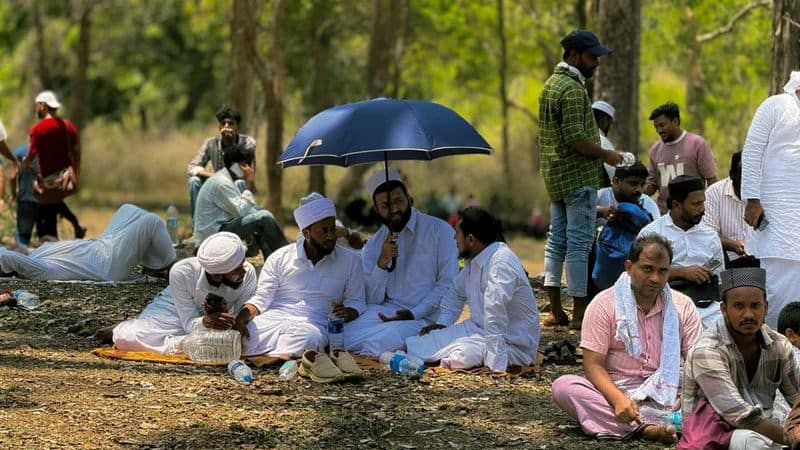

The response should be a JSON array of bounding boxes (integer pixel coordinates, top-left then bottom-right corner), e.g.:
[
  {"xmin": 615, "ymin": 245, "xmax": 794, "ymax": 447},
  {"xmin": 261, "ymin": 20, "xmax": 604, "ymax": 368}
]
[
  {"xmin": 265, "ymin": 0, "xmax": 286, "ymax": 214},
  {"xmin": 228, "ymin": 0, "xmax": 261, "ymax": 133},
  {"xmin": 771, "ymin": 0, "xmax": 800, "ymax": 95},
  {"xmin": 70, "ymin": 0, "xmax": 97, "ymax": 131},
  {"xmin": 32, "ymin": 0, "xmax": 51, "ymax": 91},
  {"xmin": 307, "ymin": 0, "xmax": 334, "ymax": 195},
  {"xmin": 684, "ymin": 7, "xmax": 705, "ymax": 136},
  {"xmin": 595, "ymin": 0, "xmax": 640, "ymax": 154},
  {"xmin": 333, "ymin": 0, "xmax": 409, "ymax": 207},
  {"xmin": 496, "ymin": 0, "xmax": 512, "ymax": 195}
]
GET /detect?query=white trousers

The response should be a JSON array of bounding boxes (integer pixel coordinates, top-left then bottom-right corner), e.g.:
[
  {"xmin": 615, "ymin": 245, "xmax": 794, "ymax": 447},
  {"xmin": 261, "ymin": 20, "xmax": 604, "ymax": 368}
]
[
  {"xmin": 344, "ymin": 303, "xmax": 431, "ymax": 356},
  {"xmin": 244, "ymin": 311, "xmax": 326, "ymax": 358},
  {"xmin": 762, "ymin": 257, "xmax": 800, "ymax": 328},
  {"xmin": 729, "ymin": 429, "xmax": 783, "ymax": 450}
]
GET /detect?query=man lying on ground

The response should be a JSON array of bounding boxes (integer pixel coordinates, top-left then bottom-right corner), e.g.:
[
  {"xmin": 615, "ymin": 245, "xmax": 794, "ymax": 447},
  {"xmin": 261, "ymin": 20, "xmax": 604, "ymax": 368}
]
[
  {"xmin": 639, "ymin": 175, "xmax": 724, "ymax": 328},
  {"xmin": 107, "ymin": 232, "xmax": 257, "ymax": 353},
  {"xmin": 345, "ymin": 168, "xmax": 458, "ymax": 356},
  {"xmin": 234, "ymin": 194, "xmax": 365, "ymax": 382},
  {"xmin": 0, "ymin": 203, "xmax": 175, "ymax": 281},
  {"xmin": 405, "ymin": 207, "xmax": 539, "ymax": 372},
  {"xmin": 681, "ymin": 268, "xmax": 799, "ymax": 450},
  {"xmin": 552, "ymin": 234, "xmax": 701, "ymax": 444}
]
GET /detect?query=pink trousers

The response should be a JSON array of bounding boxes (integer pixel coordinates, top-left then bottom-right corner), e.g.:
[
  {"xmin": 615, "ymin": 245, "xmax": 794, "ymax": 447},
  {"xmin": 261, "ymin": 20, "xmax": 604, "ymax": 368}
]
[{"xmin": 552, "ymin": 374, "xmax": 640, "ymax": 439}]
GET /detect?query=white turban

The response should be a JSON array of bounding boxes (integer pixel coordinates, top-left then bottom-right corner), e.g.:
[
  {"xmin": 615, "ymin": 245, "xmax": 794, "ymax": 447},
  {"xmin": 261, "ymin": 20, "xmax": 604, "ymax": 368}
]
[
  {"xmin": 592, "ymin": 100, "xmax": 615, "ymax": 119},
  {"xmin": 784, "ymin": 71, "xmax": 800, "ymax": 94},
  {"xmin": 197, "ymin": 232, "xmax": 246, "ymax": 274},
  {"xmin": 294, "ymin": 193, "xmax": 336, "ymax": 230},
  {"xmin": 365, "ymin": 167, "xmax": 403, "ymax": 196}
]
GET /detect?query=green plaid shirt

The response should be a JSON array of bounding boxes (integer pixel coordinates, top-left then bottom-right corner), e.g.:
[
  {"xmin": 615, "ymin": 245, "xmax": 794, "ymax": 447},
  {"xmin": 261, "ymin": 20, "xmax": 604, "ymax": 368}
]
[{"xmin": 538, "ymin": 66, "xmax": 602, "ymax": 201}]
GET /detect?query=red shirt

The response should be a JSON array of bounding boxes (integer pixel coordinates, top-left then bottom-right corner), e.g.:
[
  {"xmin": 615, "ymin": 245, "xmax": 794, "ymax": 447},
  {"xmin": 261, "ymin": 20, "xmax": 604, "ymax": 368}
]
[{"xmin": 29, "ymin": 117, "xmax": 79, "ymax": 177}]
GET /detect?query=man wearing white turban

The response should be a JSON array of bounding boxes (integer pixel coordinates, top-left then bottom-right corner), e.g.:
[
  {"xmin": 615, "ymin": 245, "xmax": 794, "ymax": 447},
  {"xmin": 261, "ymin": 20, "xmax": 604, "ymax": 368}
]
[
  {"xmin": 110, "ymin": 232, "xmax": 258, "ymax": 354},
  {"xmin": 236, "ymin": 194, "xmax": 366, "ymax": 366},
  {"xmin": 742, "ymin": 71, "xmax": 800, "ymax": 327},
  {"xmin": 0, "ymin": 203, "xmax": 175, "ymax": 281},
  {"xmin": 344, "ymin": 168, "xmax": 459, "ymax": 356}
]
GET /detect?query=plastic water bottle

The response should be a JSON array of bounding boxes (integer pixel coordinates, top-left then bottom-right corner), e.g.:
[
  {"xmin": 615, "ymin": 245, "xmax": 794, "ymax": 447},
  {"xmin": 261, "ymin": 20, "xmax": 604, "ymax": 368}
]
[
  {"xmin": 278, "ymin": 360, "xmax": 299, "ymax": 381},
  {"xmin": 181, "ymin": 329, "xmax": 241, "ymax": 363},
  {"xmin": 379, "ymin": 351, "xmax": 425, "ymax": 379},
  {"xmin": 166, "ymin": 205, "xmax": 179, "ymax": 245},
  {"xmin": 638, "ymin": 405, "xmax": 682, "ymax": 432},
  {"xmin": 12, "ymin": 290, "xmax": 40, "ymax": 311},
  {"xmin": 327, "ymin": 308, "xmax": 345, "ymax": 354},
  {"xmin": 618, "ymin": 152, "xmax": 636, "ymax": 167},
  {"xmin": 227, "ymin": 359, "xmax": 253, "ymax": 384}
]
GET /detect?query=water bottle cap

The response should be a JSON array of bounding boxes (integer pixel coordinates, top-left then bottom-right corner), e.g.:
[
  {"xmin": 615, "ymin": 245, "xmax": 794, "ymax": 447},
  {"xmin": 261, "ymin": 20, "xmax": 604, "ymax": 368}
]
[{"xmin": 243, "ymin": 374, "xmax": 253, "ymax": 383}]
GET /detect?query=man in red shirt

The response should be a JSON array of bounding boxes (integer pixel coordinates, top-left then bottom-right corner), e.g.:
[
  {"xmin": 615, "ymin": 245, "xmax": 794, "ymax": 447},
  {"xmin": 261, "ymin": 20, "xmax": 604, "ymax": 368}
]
[{"xmin": 22, "ymin": 90, "xmax": 85, "ymax": 239}]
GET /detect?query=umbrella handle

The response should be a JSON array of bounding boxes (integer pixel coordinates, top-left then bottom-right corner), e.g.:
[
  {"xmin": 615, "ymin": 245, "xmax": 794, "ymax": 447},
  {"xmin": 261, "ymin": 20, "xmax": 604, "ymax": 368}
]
[{"xmin": 386, "ymin": 257, "xmax": 397, "ymax": 273}]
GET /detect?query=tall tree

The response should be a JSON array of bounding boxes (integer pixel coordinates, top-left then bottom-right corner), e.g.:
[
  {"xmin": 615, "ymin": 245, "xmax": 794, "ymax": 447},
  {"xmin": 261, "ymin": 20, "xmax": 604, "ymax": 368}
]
[
  {"xmin": 307, "ymin": 0, "xmax": 335, "ymax": 195},
  {"xmin": 333, "ymin": 0, "xmax": 409, "ymax": 207},
  {"xmin": 595, "ymin": 0, "xmax": 640, "ymax": 155},
  {"xmin": 32, "ymin": 0, "xmax": 51, "ymax": 92},
  {"xmin": 771, "ymin": 0, "xmax": 800, "ymax": 94},
  {"xmin": 70, "ymin": 0, "xmax": 99, "ymax": 131},
  {"xmin": 496, "ymin": 0, "xmax": 512, "ymax": 194},
  {"xmin": 248, "ymin": 0, "xmax": 287, "ymax": 214},
  {"xmin": 228, "ymin": 0, "xmax": 262, "ymax": 132}
]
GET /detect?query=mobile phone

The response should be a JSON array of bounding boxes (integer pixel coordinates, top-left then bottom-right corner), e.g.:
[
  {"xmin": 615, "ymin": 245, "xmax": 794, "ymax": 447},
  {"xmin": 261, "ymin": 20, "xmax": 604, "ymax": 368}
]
[
  {"xmin": 756, "ymin": 213, "xmax": 769, "ymax": 231},
  {"xmin": 705, "ymin": 258, "xmax": 722, "ymax": 272},
  {"xmin": 205, "ymin": 293, "xmax": 225, "ymax": 313}
]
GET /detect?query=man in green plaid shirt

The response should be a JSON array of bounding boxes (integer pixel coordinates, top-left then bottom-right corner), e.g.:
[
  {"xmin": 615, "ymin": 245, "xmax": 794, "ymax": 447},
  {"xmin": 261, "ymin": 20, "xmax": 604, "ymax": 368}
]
[{"xmin": 539, "ymin": 30, "xmax": 625, "ymax": 329}]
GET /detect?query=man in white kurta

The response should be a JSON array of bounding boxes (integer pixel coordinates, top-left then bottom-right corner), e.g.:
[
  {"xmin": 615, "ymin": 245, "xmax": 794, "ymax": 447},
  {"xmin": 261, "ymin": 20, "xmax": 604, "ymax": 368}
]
[
  {"xmin": 344, "ymin": 168, "xmax": 459, "ymax": 356},
  {"xmin": 639, "ymin": 176, "xmax": 723, "ymax": 329},
  {"xmin": 0, "ymin": 203, "xmax": 175, "ymax": 281},
  {"xmin": 240, "ymin": 196, "xmax": 366, "ymax": 358},
  {"xmin": 406, "ymin": 207, "xmax": 540, "ymax": 372},
  {"xmin": 112, "ymin": 232, "xmax": 258, "ymax": 354},
  {"xmin": 741, "ymin": 71, "xmax": 800, "ymax": 327}
]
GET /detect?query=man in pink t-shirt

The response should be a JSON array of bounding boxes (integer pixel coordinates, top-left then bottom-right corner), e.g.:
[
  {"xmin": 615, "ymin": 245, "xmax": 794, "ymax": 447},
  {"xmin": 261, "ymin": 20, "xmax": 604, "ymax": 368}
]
[
  {"xmin": 552, "ymin": 234, "xmax": 701, "ymax": 444},
  {"xmin": 643, "ymin": 102, "xmax": 717, "ymax": 213}
]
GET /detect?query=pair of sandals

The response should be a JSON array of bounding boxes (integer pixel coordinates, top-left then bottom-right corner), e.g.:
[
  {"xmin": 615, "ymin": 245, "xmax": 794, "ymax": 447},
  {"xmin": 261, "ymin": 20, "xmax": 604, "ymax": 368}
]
[
  {"xmin": 540, "ymin": 340, "xmax": 579, "ymax": 365},
  {"xmin": 297, "ymin": 349, "xmax": 364, "ymax": 383}
]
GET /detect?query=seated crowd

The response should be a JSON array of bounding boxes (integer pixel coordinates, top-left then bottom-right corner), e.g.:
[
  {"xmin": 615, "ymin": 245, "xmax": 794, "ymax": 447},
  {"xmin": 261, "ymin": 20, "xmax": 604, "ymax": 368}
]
[{"xmin": 8, "ymin": 102, "xmax": 800, "ymax": 450}]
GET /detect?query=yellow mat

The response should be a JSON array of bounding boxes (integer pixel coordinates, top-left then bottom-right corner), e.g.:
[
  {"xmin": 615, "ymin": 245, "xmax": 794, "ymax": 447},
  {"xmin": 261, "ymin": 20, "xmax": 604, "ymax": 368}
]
[{"xmin": 92, "ymin": 347, "xmax": 285, "ymax": 367}]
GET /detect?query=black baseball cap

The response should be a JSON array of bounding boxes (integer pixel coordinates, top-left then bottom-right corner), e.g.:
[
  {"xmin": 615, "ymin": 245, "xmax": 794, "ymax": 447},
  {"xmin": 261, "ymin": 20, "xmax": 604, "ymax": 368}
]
[{"xmin": 560, "ymin": 30, "xmax": 611, "ymax": 56}]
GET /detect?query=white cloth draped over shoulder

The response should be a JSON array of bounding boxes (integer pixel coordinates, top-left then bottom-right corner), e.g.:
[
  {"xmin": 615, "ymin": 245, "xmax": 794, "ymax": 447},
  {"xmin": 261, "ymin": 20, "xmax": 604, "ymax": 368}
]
[
  {"xmin": 0, "ymin": 204, "xmax": 175, "ymax": 281},
  {"xmin": 193, "ymin": 169, "xmax": 257, "ymax": 247},
  {"xmin": 243, "ymin": 238, "xmax": 366, "ymax": 357},
  {"xmin": 405, "ymin": 242, "xmax": 539, "ymax": 372},
  {"xmin": 113, "ymin": 258, "xmax": 258, "ymax": 354}
]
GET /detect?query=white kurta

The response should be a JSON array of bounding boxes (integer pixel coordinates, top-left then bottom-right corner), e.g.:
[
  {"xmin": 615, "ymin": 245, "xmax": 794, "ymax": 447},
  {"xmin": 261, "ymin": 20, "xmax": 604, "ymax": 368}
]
[
  {"xmin": 0, "ymin": 204, "xmax": 175, "ymax": 281},
  {"xmin": 344, "ymin": 209, "xmax": 459, "ymax": 356},
  {"xmin": 112, "ymin": 258, "xmax": 258, "ymax": 354},
  {"xmin": 600, "ymin": 131, "xmax": 617, "ymax": 182},
  {"xmin": 405, "ymin": 242, "xmax": 540, "ymax": 372},
  {"xmin": 639, "ymin": 213, "xmax": 723, "ymax": 328},
  {"xmin": 741, "ymin": 93, "xmax": 800, "ymax": 327},
  {"xmin": 244, "ymin": 238, "xmax": 366, "ymax": 357},
  {"xmin": 193, "ymin": 169, "xmax": 257, "ymax": 247}
]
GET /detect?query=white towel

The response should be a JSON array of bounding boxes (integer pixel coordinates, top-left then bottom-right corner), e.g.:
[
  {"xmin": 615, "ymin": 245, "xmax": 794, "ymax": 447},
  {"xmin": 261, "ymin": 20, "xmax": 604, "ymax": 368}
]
[{"xmin": 613, "ymin": 272, "xmax": 680, "ymax": 407}]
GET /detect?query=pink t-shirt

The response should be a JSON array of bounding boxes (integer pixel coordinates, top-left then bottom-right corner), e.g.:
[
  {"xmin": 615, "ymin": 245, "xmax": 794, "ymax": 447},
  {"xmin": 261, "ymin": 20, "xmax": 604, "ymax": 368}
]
[
  {"xmin": 646, "ymin": 131, "xmax": 717, "ymax": 213},
  {"xmin": 580, "ymin": 286, "xmax": 702, "ymax": 382}
]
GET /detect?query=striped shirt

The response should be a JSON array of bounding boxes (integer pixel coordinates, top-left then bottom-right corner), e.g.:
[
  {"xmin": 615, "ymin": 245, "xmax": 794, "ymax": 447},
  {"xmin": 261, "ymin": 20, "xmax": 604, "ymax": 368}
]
[
  {"xmin": 702, "ymin": 177, "xmax": 751, "ymax": 262},
  {"xmin": 682, "ymin": 317, "xmax": 800, "ymax": 428},
  {"xmin": 580, "ymin": 286, "xmax": 701, "ymax": 381},
  {"xmin": 187, "ymin": 134, "xmax": 256, "ymax": 177}
]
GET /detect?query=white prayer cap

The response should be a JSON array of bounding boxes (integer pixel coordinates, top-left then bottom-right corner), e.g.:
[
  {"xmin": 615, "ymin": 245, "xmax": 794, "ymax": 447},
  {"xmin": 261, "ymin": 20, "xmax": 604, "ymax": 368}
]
[
  {"xmin": 197, "ymin": 232, "xmax": 246, "ymax": 274},
  {"xmin": 294, "ymin": 193, "xmax": 336, "ymax": 230},
  {"xmin": 365, "ymin": 167, "xmax": 403, "ymax": 196},
  {"xmin": 592, "ymin": 100, "xmax": 615, "ymax": 119},
  {"xmin": 784, "ymin": 71, "xmax": 800, "ymax": 94},
  {"xmin": 35, "ymin": 90, "xmax": 61, "ymax": 109}
]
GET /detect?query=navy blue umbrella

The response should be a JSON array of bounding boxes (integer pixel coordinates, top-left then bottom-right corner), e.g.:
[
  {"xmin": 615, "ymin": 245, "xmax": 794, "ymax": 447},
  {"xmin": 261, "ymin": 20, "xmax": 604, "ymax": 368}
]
[{"xmin": 277, "ymin": 98, "xmax": 493, "ymax": 170}]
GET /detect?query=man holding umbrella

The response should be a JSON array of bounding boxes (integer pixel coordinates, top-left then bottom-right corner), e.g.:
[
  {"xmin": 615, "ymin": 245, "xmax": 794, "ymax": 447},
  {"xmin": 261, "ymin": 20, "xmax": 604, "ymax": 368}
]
[
  {"xmin": 540, "ymin": 30, "xmax": 626, "ymax": 329},
  {"xmin": 345, "ymin": 168, "xmax": 459, "ymax": 356}
]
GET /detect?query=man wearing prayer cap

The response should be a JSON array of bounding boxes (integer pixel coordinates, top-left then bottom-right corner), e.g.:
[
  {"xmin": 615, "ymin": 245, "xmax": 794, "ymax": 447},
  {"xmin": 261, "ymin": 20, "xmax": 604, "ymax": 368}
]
[
  {"xmin": 639, "ymin": 175, "xmax": 724, "ymax": 329},
  {"xmin": 592, "ymin": 100, "xmax": 619, "ymax": 185},
  {"xmin": 741, "ymin": 71, "xmax": 800, "ymax": 329},
  {"xmin": 344, "ymin": 167, "xmax": 459, "ymax": 357},
  {"xmin": 241, "ymin": 194, "xmax": 366, "ymax": 381},
  {"xmin": 682, "ymin": 267, "xmax": 800, "ymax": 449},
  {"xmin": 108, "ymin": 232, "xmax": 259, "ymax": 354}
]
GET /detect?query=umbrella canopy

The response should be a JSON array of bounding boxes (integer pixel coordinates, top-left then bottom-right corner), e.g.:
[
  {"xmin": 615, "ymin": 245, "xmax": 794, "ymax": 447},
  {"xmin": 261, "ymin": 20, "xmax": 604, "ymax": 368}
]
[{"xmin": 277, "ymin": 98, "xmax": 492, "ymax": 168}]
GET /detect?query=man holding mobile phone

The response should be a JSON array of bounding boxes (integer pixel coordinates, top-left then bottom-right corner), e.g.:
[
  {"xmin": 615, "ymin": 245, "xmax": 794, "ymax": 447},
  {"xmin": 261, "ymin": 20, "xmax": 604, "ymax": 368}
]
[{"xmin": 741, "ymin": 72, "xmax": 800, "ymax": 328}]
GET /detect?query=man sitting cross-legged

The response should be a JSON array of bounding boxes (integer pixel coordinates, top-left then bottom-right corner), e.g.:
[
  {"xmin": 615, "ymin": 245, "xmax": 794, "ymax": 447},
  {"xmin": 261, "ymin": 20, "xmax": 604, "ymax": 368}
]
[
  {"xmin": 236, "ymin": 194, "xmax": 366, "ymax": 382},
  {"xmin": 345, "ymin": 168, "xmax": 459, "ymax": 356},
  {"xmin": 110, "ymin": 232, "xmax": 257, "ymax": 354},
  {"xmin": 552, "ymin": 234, "xmax": 701, "ymax": 444},
  {"xmin": 405, "ymin": 207, "xmax": 539, "ymax": 372},
  {"xmin": 681, "ymin": 268, "xmax": 799, "ymax": 450},
  {"xmin": 0, "ymin": 203, "xmax": 175, "ymax": 281}
]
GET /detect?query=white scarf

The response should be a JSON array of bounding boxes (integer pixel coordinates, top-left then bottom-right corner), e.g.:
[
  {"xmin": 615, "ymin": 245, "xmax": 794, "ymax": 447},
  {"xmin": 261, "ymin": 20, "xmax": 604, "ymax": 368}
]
[
  {"xmin": 613, "ymin": 272, "xmax": 680, "ymax": 407},
  {"xmin": 556, "ymin": 62, "xmax": 586, "ymax": 85}
]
